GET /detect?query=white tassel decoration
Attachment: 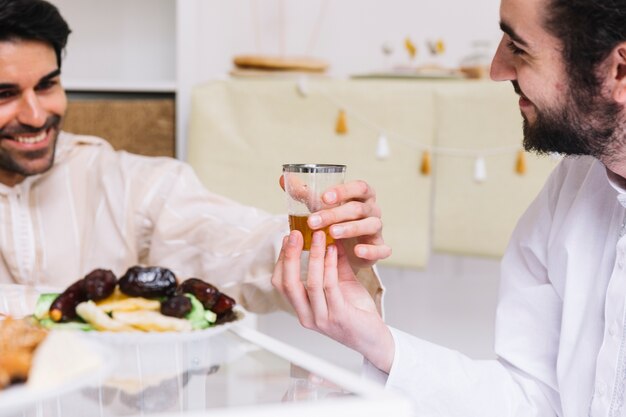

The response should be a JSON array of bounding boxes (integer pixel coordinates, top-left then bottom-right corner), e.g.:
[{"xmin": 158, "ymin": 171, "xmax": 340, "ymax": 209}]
[
  {"xmin": 474, "ymin": 156, "xmax": 487, "ymax": 183},
  {"xmin": 376, "ymin": 133, "xmax": 390, "ymax": 159},
  {"xmin": 296, "ymin": 75, "xmax": 310, "ymax": 97}
]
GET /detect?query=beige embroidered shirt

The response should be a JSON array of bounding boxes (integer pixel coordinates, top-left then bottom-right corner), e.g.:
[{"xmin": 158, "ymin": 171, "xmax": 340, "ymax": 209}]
[{"xmin": 0, "ymin": 132, "xmax": 382, "ymax": 313}]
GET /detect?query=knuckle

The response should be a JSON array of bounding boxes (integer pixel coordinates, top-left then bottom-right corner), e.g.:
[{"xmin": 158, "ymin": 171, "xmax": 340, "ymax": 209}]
[
  {"xmin": 350, "ymin": 201, "xmax": 365, "ymax": 218},
  {"xmin": 270, "ymin": 276, "xmax": 279, "ymax": 288},
  {"xmin": 300, "ymin": 318, "xmax": 314, "ymax": 329},
  {"xmin": 355, "ymin": 180, "xmax": 369, "ymax": 195},
  {"xmin": 309, "ymin": 249, "xmax": 325, "ymax": 261},
  {"xmin": 282, "ymin": 281, "xmax": 296, "ymax": 295},
  {"xmin": 314, "ymin": 317, "xmax": 328, "ymax": 330}
]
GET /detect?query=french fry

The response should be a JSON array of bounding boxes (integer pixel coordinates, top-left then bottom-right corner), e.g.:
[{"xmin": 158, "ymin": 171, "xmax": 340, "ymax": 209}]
[
  {"xmin": 96, "ymin": 297, "xmax": 160, "ymax": 313},
  {"xmin": 113, "ymin": 311, "xmax": 192, "ymax": 332},
  {"xmin": 75, "ymin": 301, "xmax": 135, "ymax": 332}
]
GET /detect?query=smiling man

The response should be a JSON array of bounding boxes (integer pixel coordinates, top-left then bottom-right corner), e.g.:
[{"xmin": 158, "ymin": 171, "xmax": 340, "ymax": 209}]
[
  {"xmin": 0, "ymin": 0, "xmax": 390, "ymax": 316},
  {"xmin": 0, "ymin": 41, "xmax": 64, "ymax": 186},
  {"xmin": 272, "ymin": 0, "xmax": 626, "ymax": 415}
]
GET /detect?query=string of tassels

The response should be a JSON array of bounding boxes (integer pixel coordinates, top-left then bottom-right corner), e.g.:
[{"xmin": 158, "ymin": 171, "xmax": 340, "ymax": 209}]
[{"xmin": 291, "ymin": 77, "xmax": 558, "ymax": 182}]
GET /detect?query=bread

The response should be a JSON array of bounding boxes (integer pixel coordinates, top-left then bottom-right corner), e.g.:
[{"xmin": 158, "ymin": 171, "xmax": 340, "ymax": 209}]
[{"xmin": 233, "ymin": 54, "xmax": 328, "ymax": 73}]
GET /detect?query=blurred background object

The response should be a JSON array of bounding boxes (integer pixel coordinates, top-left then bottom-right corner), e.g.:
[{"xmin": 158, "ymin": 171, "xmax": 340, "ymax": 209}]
[{"xmin": 459, "ymin": 40, "xmax": 494, "ymax": 79}]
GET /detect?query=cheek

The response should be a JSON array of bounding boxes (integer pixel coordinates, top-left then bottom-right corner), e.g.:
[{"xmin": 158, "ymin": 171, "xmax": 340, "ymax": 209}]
[
  {"xmin": 43, "ymin": 90, "xmax": 67, "ymax": 117},
  {"xmin": 555, "ymin": 81, "xmax": 567, "ymax": 93},
  {"xmin": 0, "ymin": 103, "xmax": 19, "ymax": 130}
]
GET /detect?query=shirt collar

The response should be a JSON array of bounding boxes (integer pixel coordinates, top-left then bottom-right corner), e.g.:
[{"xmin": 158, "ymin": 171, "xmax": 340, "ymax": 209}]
[{"xmin": 605, "ymin": 167, "xmax": 626, "ymax": 208}]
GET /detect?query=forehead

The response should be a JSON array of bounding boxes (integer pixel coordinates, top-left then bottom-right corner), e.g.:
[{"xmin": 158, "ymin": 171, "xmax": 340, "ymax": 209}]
[
  {"xmin": 0, "ymin": 40, "xmax": 57, "ymax": 83},
  {"xmin": 500, "ymin": 0, "xmax": 557, "ymax": 48}
]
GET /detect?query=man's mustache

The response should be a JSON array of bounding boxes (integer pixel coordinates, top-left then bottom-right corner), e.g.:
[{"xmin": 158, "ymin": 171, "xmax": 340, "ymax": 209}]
[
  {"xmin": 0, "ymin": 115, "xmax": 61, "ymax": 138},
  {"xmin": 512, "ymin": 81, "xmax": 523, "ymax": 97}
]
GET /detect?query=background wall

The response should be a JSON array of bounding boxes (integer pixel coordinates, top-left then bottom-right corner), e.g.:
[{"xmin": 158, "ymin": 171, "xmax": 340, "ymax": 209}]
[{"xmin": 192, "ymin": 0, "xmax": 502, "ymax": 77}]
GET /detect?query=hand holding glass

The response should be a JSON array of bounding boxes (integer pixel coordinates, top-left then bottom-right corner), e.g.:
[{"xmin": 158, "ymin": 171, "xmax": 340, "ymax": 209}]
[{"xmin": 282, "ymin": 164, "xmax": 346, "ymax": 250}]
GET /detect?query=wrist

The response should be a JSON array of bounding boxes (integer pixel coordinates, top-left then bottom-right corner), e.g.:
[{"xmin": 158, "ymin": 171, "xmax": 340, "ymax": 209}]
[{"xmin": 358, "ymin": 324, "xmax": 395, "ymax": 373}]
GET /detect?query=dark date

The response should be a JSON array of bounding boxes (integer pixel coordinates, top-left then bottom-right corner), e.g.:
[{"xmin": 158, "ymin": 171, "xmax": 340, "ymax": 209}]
[
  {"xmin": 160, "ymin": 295, "xmax": 192, "ymax": 318},
  {"xmin": 177, "ymin": 278, "xmax": 235, "ymax": 317},
  {"xmin": 176, "ymin": 278, "xmax": 220, "ymax": 310},
  {"xmin": 118, "ymin": 266, "xmax": 178, "ymax": 299},
  {"xmin": 49, "ymin": 279, "xmax": 87, "ymax": 322},
  {"xmin": 83, "ymin": 269, "xmax": 117, "ymax": 301}
]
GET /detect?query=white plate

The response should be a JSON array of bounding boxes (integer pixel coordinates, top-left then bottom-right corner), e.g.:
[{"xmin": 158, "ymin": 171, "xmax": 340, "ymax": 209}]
[
  {"xmin": 0, "ymin": 335, "xmax": 115, "ymax": 416},
  {"xmin": 81, "ymin": 307, "xmax": 246, "ymax": 345},
  {"xmin": 0, "ymin": 284, "xmax": 245, "ymax": 345}
]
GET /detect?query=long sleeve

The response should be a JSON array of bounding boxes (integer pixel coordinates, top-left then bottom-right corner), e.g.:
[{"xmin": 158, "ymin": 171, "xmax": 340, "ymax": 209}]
[
  {"xmin": 374, "ymin": 161, "xmax": 571, "ymax": 416},
  {"xmin": 123, "ymin": 156, "xmax": 290, "ymax": 313}
]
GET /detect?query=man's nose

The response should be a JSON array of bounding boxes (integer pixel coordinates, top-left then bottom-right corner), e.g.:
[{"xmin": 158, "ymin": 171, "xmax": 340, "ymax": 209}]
[
  {"xmin": 490, "ymin": 37, "xmax": 516, "ymax": 82},
  {"xmin": 17, "ymin": 90, "xmax": 46, "ymax": 128}
]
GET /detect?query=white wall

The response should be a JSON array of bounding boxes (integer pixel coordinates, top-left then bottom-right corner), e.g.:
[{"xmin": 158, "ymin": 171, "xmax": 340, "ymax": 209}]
[
  {"xmin": 192, "ymin": 0, "xmax": 502, "ymax": 78},
  {"xmin": 50, "ymin": 0, "xmax": 176, "ymax": 87}
]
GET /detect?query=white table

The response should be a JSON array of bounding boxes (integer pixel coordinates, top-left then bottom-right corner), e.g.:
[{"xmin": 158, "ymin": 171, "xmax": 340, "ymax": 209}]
[{"xmin": 0, "ymin": 285, "xmax": 412, "ymax": 417}]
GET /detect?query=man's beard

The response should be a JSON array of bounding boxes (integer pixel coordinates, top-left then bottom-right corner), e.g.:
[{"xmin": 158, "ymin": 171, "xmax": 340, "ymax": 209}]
[
  {"xmin": 0, "ymin": 115, "xmax": 61, "ymax": 177},
  {"xmin": 516, "ymin": 81, "xmax": 625, "ymax": 165}
]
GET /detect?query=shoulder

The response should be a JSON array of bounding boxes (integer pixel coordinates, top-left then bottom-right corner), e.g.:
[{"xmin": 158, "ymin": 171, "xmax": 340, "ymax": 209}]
[{"xmin": 56, "ymin": 130, "xmax": 189, "ymax": 175}]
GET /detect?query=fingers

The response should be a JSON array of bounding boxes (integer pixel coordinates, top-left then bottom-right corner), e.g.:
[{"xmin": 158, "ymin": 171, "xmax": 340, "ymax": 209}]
[
  {"xmin": 274, "ymin": 231, "xmax": 315, "ymax": 327},
  {"xmin": 309, "ymin": 201, "xmax": 382, "ymax": 231},
  {"xmin": 354, "ymin": 243, "xmax": 392, "ymax": 261},
  {"xmin": 305, "ymin": 231, "xmax": 330, "ymax": 320},
  {"xmin": 323, "ymin": 180, "xmax": 376, "ymax": 205},
  {"xmin": 321, "ymin": 245, "xmax": 343, "ymax": 311},
  {"xmin": 328, "ymin": 216, "xmax": 383, "ymax": 240}
]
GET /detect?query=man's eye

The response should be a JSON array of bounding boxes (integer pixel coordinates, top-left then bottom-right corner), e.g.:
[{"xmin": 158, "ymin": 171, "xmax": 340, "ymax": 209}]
[
  {"xmin": 506, "ymin": 41, "xmax": 525, "ymax": 56},
  {"xmin": 35, "ymin": 80, "xmax": 57, "ymax": 91},
  {"xmin": 0, "ymin": 90, "xmax": 17, "ymax": 99}
]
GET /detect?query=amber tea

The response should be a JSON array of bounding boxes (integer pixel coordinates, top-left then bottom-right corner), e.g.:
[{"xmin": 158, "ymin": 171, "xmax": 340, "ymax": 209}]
[{"xmin": 288, "ymin": 215, "xmax": 334, "ymax": 250}]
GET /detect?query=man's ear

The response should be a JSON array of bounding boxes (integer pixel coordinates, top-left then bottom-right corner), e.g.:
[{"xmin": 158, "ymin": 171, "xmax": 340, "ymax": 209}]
[{"xmin": 610, "ymin": 44, "xmax": 626, "ymax": 103}]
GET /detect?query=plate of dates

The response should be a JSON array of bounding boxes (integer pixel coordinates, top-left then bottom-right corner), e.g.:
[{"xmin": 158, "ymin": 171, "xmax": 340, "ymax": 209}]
[{"xmin": 29, "ymin": 266, "xmax": 245, "ymax": 345}]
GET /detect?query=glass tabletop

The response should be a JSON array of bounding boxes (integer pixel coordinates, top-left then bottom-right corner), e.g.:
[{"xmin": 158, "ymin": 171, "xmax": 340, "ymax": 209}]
[{"xmin": 0, "ymin": 285, "xmax": 412, "ymax": 417}]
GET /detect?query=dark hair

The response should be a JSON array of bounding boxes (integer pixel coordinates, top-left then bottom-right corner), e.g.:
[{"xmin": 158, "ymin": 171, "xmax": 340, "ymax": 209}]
[
  {"xmin": 545, "ymin": 0, "xmax": 626, "ymax": 96},
  {"xmin": 0, "ymin": 0, "xmax": 71, "ymax": 68}
]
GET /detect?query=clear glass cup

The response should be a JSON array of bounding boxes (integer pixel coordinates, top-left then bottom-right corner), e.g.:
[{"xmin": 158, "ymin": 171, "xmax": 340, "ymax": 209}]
[{"xmin": 282, "ymin": 164, "xmax": 346, "ymax": 250}]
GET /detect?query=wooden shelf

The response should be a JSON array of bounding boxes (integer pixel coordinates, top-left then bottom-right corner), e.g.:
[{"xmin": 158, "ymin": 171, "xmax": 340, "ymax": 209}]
[{"xmin": 63, "ymin": 79, "xmax": 177, "ymax": 94}]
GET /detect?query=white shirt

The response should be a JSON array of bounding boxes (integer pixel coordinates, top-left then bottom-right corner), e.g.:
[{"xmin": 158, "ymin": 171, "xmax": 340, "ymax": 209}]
[
  {"xmin": 0, "ymin": 132, "xmax": 383, "ymax": 313},
  {"xmin": 378, "ymin": 156, "xmax": 626, "ymax": 416}
]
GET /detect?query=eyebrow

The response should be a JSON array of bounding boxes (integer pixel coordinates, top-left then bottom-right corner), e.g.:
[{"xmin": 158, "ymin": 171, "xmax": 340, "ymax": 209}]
[
  {"xmin": 500, "ymin": 21, "xmax": 529, "ymax": 47},
  {"xmin": 0, "ymin": 68, "xmax": 61, "ymax": 90}
]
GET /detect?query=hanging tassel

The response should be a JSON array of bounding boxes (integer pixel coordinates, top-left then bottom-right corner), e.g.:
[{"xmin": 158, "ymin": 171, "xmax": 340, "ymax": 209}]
[
  {"xmin": 420, "ymin": 150, "xmax": 431, "ymax": 175},
  {"xmin": 515, "ymin": 149, "xmax": 527, "ymax": 175},
  {"xmin": 296, "ymin": 75, "xmax": 310, "ymax": 97},
  {"xmin": 335, "ymin": 109, "xmax": 348, "ymax": 134},
  {"xmin": 376, "ymin": 133, "xmax": 390, "ymax": 160},
  {"xmin": 474, "ymin": 156, "xmax": 487, "ymax": 183}
]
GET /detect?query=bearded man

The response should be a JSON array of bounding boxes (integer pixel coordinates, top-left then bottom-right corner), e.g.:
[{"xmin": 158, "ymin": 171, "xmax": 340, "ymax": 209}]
[{"xmin": 272, "ymin": 0, "xmax": 626, "ymax": 415}]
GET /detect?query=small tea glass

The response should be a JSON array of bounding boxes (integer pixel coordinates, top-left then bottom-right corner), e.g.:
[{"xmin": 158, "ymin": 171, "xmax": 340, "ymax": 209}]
[{"xmin": 282, "ymin": 164, "xmax": 346, "ymax": 250}]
